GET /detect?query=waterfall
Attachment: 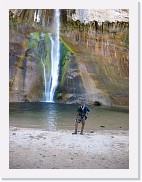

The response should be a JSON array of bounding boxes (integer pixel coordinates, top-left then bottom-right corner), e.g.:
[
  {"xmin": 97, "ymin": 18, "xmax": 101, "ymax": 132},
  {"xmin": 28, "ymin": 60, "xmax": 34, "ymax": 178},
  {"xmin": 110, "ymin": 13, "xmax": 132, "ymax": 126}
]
[
  {"xmin": 41, "ymin": 60, "xmax": 47, "ymax": 100},
  {"xmin": 48, "ymin": 9, "xmax": 60, "ymax": 102},
  {"xmin": 40, "ymin": 9, "xmax": 60, "ymax": 102},
  {"xmin": 34, "ymin": 9, "xmax": 40, "ymax": 22}
]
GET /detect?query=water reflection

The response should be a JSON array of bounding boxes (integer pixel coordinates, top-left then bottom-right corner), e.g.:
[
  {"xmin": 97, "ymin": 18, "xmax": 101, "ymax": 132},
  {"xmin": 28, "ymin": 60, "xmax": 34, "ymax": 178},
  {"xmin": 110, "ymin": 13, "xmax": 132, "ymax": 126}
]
[
  {"xmin": 9, "ymin": 102, "xmax": 129, "ymax": 130},
  {"xmin": 45, "ymin": 104, "xmax": 57, "ymax": 130}
]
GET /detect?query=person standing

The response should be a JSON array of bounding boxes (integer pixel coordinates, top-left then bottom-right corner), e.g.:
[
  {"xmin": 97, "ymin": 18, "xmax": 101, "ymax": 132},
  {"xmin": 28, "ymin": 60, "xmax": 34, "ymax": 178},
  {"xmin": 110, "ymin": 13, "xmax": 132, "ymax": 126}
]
[{"xmin": 72, "ymin": 101, "xmax": 91, "ymax": 135}]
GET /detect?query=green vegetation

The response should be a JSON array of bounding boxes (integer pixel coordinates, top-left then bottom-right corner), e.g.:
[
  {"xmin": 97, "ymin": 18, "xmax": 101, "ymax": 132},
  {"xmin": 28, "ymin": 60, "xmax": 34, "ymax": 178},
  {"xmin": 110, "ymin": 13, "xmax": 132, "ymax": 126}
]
[
  {"xmin": 28, "ymin": 32, "xmax": 40, "ymax": 42},
  {"xmin": 56, "ymin": 40, "xmax": 74, "ymax": 99},
  {"xmin": 27, "ymin": 32, "xmax": 51, "ymax": 94},
  {"xmin": 58, "ymin": 42, "xmax": 69, "ymax": 86},
  {"xmin": 60, "ymin": 35, "xmax": 82, "ymax": 54},
  {"xmin": 28, "ymin": 32, "xmax": 51, "ymax": 70},
  {"xmin": 60, "ymin": 36, "xmax": 75, "ymax": 53}
]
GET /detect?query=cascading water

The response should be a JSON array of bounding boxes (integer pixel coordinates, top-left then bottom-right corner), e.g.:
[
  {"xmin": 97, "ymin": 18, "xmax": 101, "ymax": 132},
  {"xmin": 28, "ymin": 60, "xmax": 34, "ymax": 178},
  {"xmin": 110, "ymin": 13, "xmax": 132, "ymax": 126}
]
[
  {"xmin": 34, "ymin": 9, "xmax": 40, "ymax": 22},
  {"xmin": 41, "ymin": 59, "xmax": 47, "ymax": 100},
  {"xmin": 39, "ymin": 9, "xmax": 60, "ymax": 102},
  {"xmin": 38, "ymin": 32, "xmax": 51, "ymax": 101},
  {"xmin": 47, "ymin": 9, "xmax": 60, "ymax": 102}
]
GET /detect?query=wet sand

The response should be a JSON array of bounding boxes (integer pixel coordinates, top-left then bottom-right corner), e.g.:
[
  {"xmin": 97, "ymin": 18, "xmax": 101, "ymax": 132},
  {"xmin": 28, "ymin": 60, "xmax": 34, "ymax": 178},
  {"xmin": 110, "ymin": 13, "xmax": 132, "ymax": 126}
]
[{"xmin": 9, "ymin": 126, "xmax": 129, "ymax": 169}]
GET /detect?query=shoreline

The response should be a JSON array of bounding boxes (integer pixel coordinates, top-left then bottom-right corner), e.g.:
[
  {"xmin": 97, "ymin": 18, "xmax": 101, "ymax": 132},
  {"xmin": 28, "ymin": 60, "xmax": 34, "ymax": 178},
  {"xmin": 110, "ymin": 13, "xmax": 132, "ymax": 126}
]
[{"xmin": 9, "ymin": 126, "xmax": 129, "ymax": 169}]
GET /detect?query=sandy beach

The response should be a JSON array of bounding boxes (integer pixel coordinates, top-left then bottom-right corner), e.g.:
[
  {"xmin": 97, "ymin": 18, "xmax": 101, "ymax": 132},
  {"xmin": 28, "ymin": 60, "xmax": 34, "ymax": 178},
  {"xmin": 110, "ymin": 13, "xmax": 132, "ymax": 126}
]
[{"xmin": 9, "ymin": 126, "xmax": 129, "ymax": 169}]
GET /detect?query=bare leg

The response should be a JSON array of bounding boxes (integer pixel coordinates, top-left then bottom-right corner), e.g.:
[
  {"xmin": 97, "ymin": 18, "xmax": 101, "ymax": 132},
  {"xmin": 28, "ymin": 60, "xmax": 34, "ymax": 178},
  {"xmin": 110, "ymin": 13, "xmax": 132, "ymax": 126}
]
[
  {"xmin": 72, "ymin": 122, "xmax": 78, "ymax": 134},
  {"xmin": 81, "ymin": 122, "xmax": 85, "ymax": 132},
  {"xmin": 75, "ymin": 122, "xmax": 78, "ymax": 131},
  {"xmin": 80, "ymin": 118, "xmax": 85, "ymax": 134}
]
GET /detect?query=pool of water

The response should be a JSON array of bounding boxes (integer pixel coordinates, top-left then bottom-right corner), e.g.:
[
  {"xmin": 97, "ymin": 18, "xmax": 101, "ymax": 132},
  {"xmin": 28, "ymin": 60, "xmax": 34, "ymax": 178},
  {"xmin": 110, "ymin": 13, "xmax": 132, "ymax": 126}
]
[{"xmin": 9, "ymin": 102, "xmax": 129, "ymax": 130}]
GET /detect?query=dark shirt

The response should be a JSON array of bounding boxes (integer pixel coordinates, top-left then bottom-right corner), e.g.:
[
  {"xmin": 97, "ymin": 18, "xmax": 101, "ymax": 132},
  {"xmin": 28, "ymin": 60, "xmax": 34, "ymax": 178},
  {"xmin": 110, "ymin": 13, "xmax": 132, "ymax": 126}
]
[{"xmin": 77, "ymin": 105, "xmax": 90, "ymax": 118}]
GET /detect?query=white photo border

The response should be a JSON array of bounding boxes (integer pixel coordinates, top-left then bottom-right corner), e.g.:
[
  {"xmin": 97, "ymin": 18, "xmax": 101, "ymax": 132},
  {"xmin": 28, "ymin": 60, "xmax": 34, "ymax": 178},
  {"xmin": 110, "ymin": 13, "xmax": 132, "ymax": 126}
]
[{"xmin": 0, "ymin": 0, "xmax": 139, "ymax": 179}]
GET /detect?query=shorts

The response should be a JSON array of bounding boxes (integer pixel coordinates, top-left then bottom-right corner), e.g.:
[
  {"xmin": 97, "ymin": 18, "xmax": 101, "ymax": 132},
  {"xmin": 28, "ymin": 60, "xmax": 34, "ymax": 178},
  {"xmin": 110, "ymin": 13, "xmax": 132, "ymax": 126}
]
[{"xmin": 75, "ymin": 116, "xmax": 86, "ymax": 123}]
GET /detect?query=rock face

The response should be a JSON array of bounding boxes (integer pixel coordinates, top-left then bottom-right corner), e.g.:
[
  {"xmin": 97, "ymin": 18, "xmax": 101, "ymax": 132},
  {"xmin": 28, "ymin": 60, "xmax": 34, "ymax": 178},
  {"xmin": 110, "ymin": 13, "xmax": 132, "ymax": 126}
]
[
  {"xmin": 9, "ymin": 32, "xmax": 44, "ymax": 102},
  {"xmin": 58, "ymin": 10, "xmax": 129, "ymax": 106},
  {"xmin": 70, "ymin": 9, "xmax": 129, "ymax": 23},
  {"xmin": 9, "ymin": 9, "xmax": 129, "ymax": 106}
]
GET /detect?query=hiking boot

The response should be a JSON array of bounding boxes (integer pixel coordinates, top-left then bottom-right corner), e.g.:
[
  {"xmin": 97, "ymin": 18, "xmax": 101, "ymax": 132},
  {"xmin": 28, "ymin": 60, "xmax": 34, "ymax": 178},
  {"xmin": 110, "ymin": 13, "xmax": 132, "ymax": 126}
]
[
  {"xmin": 72, "ymin": 129, "xmax": 77, "ymax": 134},
  {"xmin": 80, "ymin": 130, "xmax": 83, "ymax": 135}
]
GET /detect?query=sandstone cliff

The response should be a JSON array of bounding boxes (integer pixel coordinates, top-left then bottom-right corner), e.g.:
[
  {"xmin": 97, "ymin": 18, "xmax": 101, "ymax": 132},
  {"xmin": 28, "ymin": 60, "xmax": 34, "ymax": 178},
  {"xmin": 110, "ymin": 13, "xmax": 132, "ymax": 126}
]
[{"xmin": 9, "ymin": 9, "xmax": 129, "ymax": 106}]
